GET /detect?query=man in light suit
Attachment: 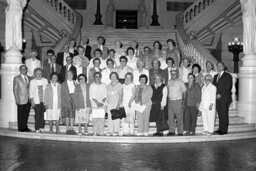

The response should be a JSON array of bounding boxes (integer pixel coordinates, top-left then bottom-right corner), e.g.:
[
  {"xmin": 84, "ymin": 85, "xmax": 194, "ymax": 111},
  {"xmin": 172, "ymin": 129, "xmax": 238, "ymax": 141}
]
[
  {"xmin": 56, "ymin": 44, "xmax": 74, "ymax": 66},
  {"xmin": 25, "ymin": 49, "xmax": 41, "ymax": 77},
  {"xmin": 213, "ymin": 62, "xmax": 232, "ymax": 135},
  {"xmin": 91, "ymin": 36, "xmax": 108, "ymax": 59},
  {"xmin": 13, "ymin": 65, "xmax": 31, "ymax": 132},
  {"xmin": 43, "ymin": 50, "xmax": 62, "ymax": 81}
]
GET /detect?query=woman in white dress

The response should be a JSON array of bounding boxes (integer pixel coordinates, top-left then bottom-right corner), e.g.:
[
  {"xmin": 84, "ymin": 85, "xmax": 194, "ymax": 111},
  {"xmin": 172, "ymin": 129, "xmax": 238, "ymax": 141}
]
[
  {"xmin": 74, "ymin": 74, "xmax": 91, "ymax": 135},
  {"xmin": 44, "ymin": 72, "xmax": 61, "ymax": 133},
  {"xmin": 122, "ymin": 73, "xmax": 136, "ymax": 136},
  {"xmin": 126, "ymin": 47, "xmax": 138, "ymax": 70},
  {"xmin": 114, "ymin": 40, "xmax": 125, "ymax": 66},
  {"xmin": 199, "ymin": 74, "xmax": 216, "ymax": 135},
  {"xmin": 179, "ymin": 58, "xmax": 191, "ymax": 83}
]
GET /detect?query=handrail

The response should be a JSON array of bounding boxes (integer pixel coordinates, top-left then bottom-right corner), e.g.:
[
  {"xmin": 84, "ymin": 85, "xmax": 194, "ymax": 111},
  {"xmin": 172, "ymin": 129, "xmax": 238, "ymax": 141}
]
[
  {"xmin": 43, "ymin": 0, "xmax": 83, "ymax": 53},
  {"xmin": 182, "ymin": 0, "xmax": 216, "ymax": 25},
  {"xmin": 176, "ymin": 12, "xmax": 237, "ymax": 110}
]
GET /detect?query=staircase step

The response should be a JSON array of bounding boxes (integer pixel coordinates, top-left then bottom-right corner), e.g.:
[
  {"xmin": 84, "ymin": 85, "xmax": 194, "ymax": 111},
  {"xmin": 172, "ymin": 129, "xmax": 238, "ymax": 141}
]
[{"xmin": 9, "ymin": 122, "xmax": 255, "ymax": 134}]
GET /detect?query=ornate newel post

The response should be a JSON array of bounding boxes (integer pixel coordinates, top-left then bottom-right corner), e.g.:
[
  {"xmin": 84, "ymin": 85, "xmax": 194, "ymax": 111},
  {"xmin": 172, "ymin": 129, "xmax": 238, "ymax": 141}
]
[
  {"xmin": 0, "ymin": 0, "xmax": 27, "ymax": 128},
  {"xmin": 237, "ymin": 0, "xmax": 256, "ymax": 124},
  {"xmin": 93, "ymin": 0, "xmax": 103, "ymax": 25},
  {"xmin": 150, "ymin": 0, "xmax": 160, "ymax": 26},
  {"xmin": 105, "ymin": 0, "xmax": 115, "ymax": 28}
]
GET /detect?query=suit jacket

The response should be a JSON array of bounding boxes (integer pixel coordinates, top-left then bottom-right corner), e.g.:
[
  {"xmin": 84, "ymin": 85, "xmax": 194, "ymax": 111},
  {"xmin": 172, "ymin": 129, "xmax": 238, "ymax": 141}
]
[
  {"xmin": 56, "ymin": 52, "xmax": 74, "ymax": 66},
  {"xmin": 199, "ymin": 83, "xmax": 216, "ymax": 112},
  {"xmin": 25, "ymin": 58, "xmax": 41, "ymax": 77},
  {"xmin": 84, "ymin": 45, "xmax": 92, "ymax": 60},
  {"xmin": 43, "ymin": 61, "xmax": 62, "ymax": 81},
  {"xmin": 213, "ymin": 71, "xmax": 232, "ymax": 103},
  {"xmin": 91, "ymin": 44, "xmax": 108, "ymax": 59},
  {"xmin": 13, "ymin": 75, "xmax": 31, "ymax": 105},
  {"xmin": 60, "ymin": 65, "xmax": 77, "ymax": 82},
  {"xmin": 135, "ymin": 85, "xmax": 153, "ymax": 106}
]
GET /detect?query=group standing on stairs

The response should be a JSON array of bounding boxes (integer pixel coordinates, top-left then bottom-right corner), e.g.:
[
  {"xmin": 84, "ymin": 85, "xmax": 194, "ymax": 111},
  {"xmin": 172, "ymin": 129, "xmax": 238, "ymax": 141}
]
[{"xmin": 13, "ymin": 35, "xmax": 232, "ymax": 136}]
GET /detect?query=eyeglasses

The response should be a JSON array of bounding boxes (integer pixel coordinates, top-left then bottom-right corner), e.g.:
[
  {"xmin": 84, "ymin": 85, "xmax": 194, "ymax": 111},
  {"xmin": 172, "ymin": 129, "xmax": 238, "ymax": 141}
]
[{"xmin": 120, "ymin": 60, "xmax": 126, "ymax": 62}]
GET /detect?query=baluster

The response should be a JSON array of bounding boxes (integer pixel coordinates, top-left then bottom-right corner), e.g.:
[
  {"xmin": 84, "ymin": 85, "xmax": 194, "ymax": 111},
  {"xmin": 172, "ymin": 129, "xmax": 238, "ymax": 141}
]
[
  {"xmin": 68, "ymin": 9, "xmax": 71, "ymax": 21},
  {"xmin": 206, "ymin": 0, "xmax": 210, "ymax": 6},
  {"xmin": 59, "ymin": 2, "xmax": 62, "ymax": 14},
  {"xmin": 198, "ymin": 2, "xmax": 201, "ymax": 13},
  {"xmin": 189, "ymin": 9, "xmax": 193, "ymax": 20},
  {"xmin": 194, "ymin": 5, "xmax": 197, "ymax": 17},
  {"xmin": 230, "ymin": 74, "xmax": 237, "ymax": 110},
  {"xmin": 54, "ymin": 0, "xmax": 58, "ymax": 10},
  {"xmin": 202, "ymin": 0, "xmax": 206, "ymax": 9},
  {"xmin": 72, "ymin": 13, "xmax": 75, "ymax": 24},
  {"xmin": 185, "ymin": 13, "xmax": 188, "ymax": 23},
  {"xmin": 63, "ymin": 6, "xmax": 67, "ymax": 18}
]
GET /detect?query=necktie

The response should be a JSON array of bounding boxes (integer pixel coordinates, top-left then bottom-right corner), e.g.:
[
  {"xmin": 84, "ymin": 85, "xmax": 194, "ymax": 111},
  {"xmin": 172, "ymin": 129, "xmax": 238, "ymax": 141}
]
[
  {"xmin": 51, "ymin": 64, "xmax": 54, "ymax": 73},
  {"xmin": 24, "ymin": 76, "xmax": 29, "ymax": 87},
  {"xmin": 217, "ymin": 74, "xmax": 221, "ymax": 82}
]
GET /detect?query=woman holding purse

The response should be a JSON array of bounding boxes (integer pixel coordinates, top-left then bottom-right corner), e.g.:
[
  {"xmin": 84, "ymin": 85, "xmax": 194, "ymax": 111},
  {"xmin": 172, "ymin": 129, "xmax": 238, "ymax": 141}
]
[
  {"xmin": 150, "ymin": 74, "xmax": 168, "ymax": 136},
  {"xmin": 106, "ymin": 72, "xmax": 123, "ymax": 136},
  {"xmin": 122, "ymin": 72, "xmax": 136, "ymax": 136}
]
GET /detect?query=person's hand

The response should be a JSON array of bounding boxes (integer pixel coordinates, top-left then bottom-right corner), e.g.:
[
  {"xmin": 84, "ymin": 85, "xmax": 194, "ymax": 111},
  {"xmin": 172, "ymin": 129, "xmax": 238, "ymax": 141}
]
[
  {"xmin": 209, "ymin": 104, "xmax": 213, "ymax": 111},
  {"xmin": 140, "ymin": 101, "xmax": 144, "ymax": 105},
  {"xmin": 216, "ymin": 94, "xmax": 221, "ymax": 99}
]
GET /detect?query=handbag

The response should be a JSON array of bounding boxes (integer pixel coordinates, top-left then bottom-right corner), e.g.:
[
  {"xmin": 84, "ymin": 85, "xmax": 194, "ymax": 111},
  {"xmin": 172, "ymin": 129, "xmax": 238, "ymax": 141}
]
[
  {"xmin": 157, "ymin": 110, "xmax": 169, "ymax": 132},
  {"xmin": 110, "ymin": 107, "xmax": 126, "ymax": 120}
]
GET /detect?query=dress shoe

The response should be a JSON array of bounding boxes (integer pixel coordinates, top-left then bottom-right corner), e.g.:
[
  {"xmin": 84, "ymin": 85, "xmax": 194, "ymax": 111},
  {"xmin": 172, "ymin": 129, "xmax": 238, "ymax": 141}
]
[
  {"xmin": 178, "ymin": 133, "xmax": 183, "ymax": 136},
  {"xmin": 214, "ymin": 130, "xmax": 221, "ymax": 135},
  {"xmin": 219, "ymin": 131, "xmax": 227, "ymax": 135},
  {"xmin": 23, "ymin": 128, "xmax": 31, "ymax": 132},
  {"xmin": 190, "ymin": 132, "xmax": 195, "ymax": 136},
  {"xmin": 183, "ymin": 132, "xmax": 190, "ymax": 136},
  {"xmin": 167, "ymin": 132, "xmax": 175, "ymax": 136},
  {"xmin": 153, "ymin": 132, "xmax": 163, "ymax": 136}
]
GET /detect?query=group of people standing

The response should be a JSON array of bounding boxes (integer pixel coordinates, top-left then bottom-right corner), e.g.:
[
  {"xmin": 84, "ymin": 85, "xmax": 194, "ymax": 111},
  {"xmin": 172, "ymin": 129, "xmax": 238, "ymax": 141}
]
[{"xmin": 13, "ymin": 35, "xmax": 233, "ymax": 136}]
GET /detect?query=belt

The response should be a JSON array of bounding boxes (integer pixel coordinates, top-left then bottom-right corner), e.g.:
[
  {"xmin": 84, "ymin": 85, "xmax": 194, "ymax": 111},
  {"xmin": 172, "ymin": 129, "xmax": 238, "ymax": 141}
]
[{"xmin": 169, "ymin": 97, "xmax": 182, "ymax": 101}]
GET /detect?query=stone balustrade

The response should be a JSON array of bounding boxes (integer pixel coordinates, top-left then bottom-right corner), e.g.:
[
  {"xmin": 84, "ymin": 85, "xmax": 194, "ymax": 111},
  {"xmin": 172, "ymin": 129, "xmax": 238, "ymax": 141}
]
[
  {"xmin": 177, "ymin": 32, "xmax": 237, "ymax": 110},
  {"xmin": 181, "ymin": 0, "xmax": 215, "ymax": 24},
  {"xmin": 44, "ymin": 0, "xmax": 76, "ymax": 25}
]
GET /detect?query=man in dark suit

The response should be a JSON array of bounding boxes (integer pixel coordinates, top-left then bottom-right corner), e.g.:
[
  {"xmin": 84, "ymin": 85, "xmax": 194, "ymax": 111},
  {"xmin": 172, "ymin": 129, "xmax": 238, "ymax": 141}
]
[
  {"xmin": 164, "ymin": 57, "xmax": 175, "ymax": 85},
  {"xmin": 60, "ymin": 56, "xmax": 77, "ymax": 82},
  {"xmin": 43, "ymin": 49, "xmax": 62, "ymax": 81},
  {"xmin": 13, "ymin": 65, "xmax": 31, "ymax": 132},
  {"xmin": 213, "ymin": 62, "xmax": 232, "ymax": 135},
  {"xmin": 81, "ymin": 36, "xmax": 92, "ymax": 60},
  {"xmin": 56, "ymin": 44, "xmax": 74, "ymax": 66}
]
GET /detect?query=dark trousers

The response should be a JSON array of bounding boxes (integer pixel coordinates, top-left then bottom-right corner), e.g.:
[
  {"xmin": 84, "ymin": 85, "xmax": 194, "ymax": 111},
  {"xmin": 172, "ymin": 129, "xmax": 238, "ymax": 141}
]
[
  {"xmin": 34, "ymin": 103, "xmax": 45, "ymax": 130},
  {"xmin": 216, "ymin": 99, "xmax": 230, "ymax": 133},
  {"xmin": 183, "ymin": 106, "xmax": 198, "ymax": 133},
  {"xmin": 17, "ymin": 102, "xmax": 31, "ymax": 131}
]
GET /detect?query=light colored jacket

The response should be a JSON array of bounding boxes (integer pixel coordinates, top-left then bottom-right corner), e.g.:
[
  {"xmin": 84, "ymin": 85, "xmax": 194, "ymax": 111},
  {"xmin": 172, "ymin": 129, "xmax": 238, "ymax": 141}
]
[
  {"xmin": 25, "ymin": 58, "xmax": 41, "ymax": 77},
  {"xmin": 199, "ymin": 83, "xmax": 216, "ymax": 111},
  {"xmin": 44, "ymin": 83, "xmax": 61, "ymax": 109},
  {"xmin": 135, "ymin": 85, "xmax": 153, "ymax": 106},
  {"xmin": 13, "ymin": 75, "xmax": 30, "ymax": 105},
  {"xmin": 29, "ymin": 78, "xmax": 48, "ymax": 104}
]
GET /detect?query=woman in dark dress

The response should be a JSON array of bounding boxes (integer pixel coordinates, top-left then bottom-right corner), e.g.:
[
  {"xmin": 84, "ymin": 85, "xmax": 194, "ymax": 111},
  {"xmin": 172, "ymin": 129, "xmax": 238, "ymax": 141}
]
[
  {"xmin": 149, "ymin": 58, "xmax": 165, "ymax": 85},
  {"xmin": 150, "ymin": 74, "xmax": 168, "ymax": 136}
]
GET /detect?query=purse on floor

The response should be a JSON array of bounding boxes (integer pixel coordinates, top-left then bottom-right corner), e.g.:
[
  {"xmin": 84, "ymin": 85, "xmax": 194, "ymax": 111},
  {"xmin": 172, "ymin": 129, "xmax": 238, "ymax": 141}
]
[{"xmin": 110, "ymin": 107, "xmax": 126, "ymax": 120}]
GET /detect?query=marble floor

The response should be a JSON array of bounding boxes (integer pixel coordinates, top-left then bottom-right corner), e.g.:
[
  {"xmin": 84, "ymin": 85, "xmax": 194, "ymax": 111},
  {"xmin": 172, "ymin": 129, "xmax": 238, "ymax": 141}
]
[{"xmin": 1, "ymin": 136, "xmax": 256, "ymax": 171}]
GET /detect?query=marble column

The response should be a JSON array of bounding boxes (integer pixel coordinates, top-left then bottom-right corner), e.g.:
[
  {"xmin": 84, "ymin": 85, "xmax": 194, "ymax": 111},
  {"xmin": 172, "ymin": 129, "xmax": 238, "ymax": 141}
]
[
  {"xmin": 0, "ymin": 0, "xmax": 27, "ymax": 128},
  {"xmin": 237, "ymin": 0, "xmax": 256, "ymax": 124}
]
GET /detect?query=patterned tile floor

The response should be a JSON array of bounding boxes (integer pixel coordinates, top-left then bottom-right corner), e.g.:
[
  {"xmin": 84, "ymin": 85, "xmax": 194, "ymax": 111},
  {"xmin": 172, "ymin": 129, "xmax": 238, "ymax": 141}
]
[{"xmin": 1, "ymin": 136, "xmax": 256, "ymax": 171}]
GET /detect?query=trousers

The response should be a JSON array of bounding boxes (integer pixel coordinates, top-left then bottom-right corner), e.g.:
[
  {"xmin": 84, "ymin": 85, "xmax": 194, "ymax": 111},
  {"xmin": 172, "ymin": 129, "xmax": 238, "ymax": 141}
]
[
  {"xmin": 183, "ymin": 106, "xmax": 198, "ymax": 133},
  {"xmin": 34, "ymin": 103, "xmax": 45, "ymax": 130},
  {"xmin": 137, "ymin": 105, "xmax": 151, "ymax": 133},
  {"xmin": 167, "ymin": 99, "xmax": 183, "ymax": 134},
  {"xmin": 17, "ymin": 102, "xmax": 31, "ymax": 131}
]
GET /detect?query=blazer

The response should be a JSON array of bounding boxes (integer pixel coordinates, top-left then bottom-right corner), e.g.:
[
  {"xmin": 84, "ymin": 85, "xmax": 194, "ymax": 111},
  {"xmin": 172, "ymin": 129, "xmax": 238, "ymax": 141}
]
[
  {"xmin": 135, "ymin": 85, "xmax": 153, "ymax": 106},
  {"xmin": 213, "ymin": 71, "xmax": 232, "ymax": 103},
  {"xmin": 73, "ymin": 83, "xmax": 91, "ymax": 109},
  {"xmin": 29, "ymin": 78, "xmax": 49, "ymax": 104},
  {"xmin": 61, "ymin": 81, "xmax": 77, "ymax": 109},
  {"xmin": 44, "ymin": 83, "xmax": 61, "ymax": 109},
  {"xmin": 84, "ymin": 45, "xmax": 92, "ymax": 60},
  {"xmin": 60, "ymin": 64, "xmax": 77, "ymax": 82},
  {"xmin": 91, "ymin": 44, "xmax": 108, "ymax": 59},
  {"xmin": 199, "ymin": 83, "xmax": 216, "ymax": 111},
  {"xmin": 184, "ymin": 82, "xmax": 201, "ymax": 107},
  {"xmin": 56, "ymin": 52, "xmax": 74, "ymax": 66},
  {"xmin": 43, "ymin": 61, "xmax": 62, "ymax": 81},
  {"xmin": 25, "ymin": 58, "xmax": 41, "ymax": 77},
  {"xmin": 13, "ymin": 75, "xmax": 31, "ymax": 105}
]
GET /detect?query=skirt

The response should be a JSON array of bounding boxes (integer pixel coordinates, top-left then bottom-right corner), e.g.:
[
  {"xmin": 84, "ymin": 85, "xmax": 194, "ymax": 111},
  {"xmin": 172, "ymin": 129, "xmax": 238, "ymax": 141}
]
[
  {"xmin": 75, "ymin": 107, "xmax": 90, "ymax": 124},
  {"xmin": 44, "ymin": 109, "xmax": 61, "ymax": 121},
  {"xmin": 61, "ymin": 94, "xmax": 76, "ymax": 118}
]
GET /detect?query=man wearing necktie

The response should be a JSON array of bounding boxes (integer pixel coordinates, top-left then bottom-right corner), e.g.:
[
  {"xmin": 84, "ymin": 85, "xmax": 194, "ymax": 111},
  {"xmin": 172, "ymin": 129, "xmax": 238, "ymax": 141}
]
[
  {"xmin": 13, "ymin": 65, "xmax": 32, "ymax": 132},
  {"xmin": 213, "ymin": 62, "xmax": 232, "ymax": 135},
  {"xmin": 43, "ymin": 49, "xmax": 62, "ymax": 82}
]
